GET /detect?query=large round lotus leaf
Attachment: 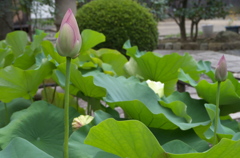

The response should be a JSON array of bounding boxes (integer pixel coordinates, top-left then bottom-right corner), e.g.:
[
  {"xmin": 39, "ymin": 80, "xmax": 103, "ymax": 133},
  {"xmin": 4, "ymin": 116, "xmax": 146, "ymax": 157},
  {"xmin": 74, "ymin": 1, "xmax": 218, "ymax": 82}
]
[
  {"xmin": 0, "ymin": 101, "xmax": 79, "ymax": 158},
  {"xmin": 0, "ymin": 137, "xmax": 53, "ymax": 158},
  {"xmin": 6, "ymin": 31, "xmax": 28, "ymax": 57},
  {"xmin": 0, "ymin": 98, "xmax": 31, "ymax": 128},
  {"xmin": 0, "ymin": 61, "xmax": 55, "ymax": 103},
  {"xmin": 69, "ymin": 110, "xmax": 120, "ymax": 158},
  {"xmin": 84, "ymin": 118, "xmax": 240, "ymax": 158},
  {"xmin": 85, "ymin": 118, "xmax": 164, "ymax": 158},
  {"xmin": 196, "ymin": 79, "xmax": 240, "ymax": 115}
]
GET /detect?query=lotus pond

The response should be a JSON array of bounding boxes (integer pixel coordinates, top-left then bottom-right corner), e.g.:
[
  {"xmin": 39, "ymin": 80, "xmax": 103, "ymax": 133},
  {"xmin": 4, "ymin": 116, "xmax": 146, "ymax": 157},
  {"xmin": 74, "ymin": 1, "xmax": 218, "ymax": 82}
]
[{"xmin": 0, "ymin": 29, "xmax": 240, "ymax": 158}]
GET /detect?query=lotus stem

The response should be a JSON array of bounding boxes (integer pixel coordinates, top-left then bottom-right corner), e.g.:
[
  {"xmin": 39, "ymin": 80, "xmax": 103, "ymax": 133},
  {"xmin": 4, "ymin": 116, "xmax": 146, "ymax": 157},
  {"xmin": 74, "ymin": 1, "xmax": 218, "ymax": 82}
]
[
  {"xmin": 213, "ymin": 81, "xmax": 221, "ymax": 145},
  {"xmin": 51, "ymin": 85, "xmax": 57, "ymax": 104},
  {"xmin": 29, "ymin": 93, "xmax": 34, "ymax": 103},
  {"xmin": 87, "ymin": 100, "xmax": 91, "ymax": 115},
  {"xmin": 4, "ymin": 103, "xmax": 10, "ymax": 124},
  {"xmin": 86, "ymin": 97, "xmax": 93, "ymax": 115},
  {"xmin": 64, "ymin": 57, "xmax": 71, "ymax": 158},
  {"xmin": 43, "ymin": 81, "xmax": 48, "ymax": 101}
]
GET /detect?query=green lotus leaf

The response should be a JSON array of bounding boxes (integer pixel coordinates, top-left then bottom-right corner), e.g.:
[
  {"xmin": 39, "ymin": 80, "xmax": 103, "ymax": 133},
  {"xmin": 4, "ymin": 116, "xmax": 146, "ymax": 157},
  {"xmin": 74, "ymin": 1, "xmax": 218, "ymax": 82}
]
[
  {"xmin": 0, "ymin": 101, "xmax": 79, "ymax": 157},
  {"xmin": 13, "ymin": 46, "xmax": 37, "ymax": 69},
  {"xmin": 96, "ymin": 48, "xmax": 128, "ymax": 76},
  {"xmin": 178, "ymin": 69, "xmax": 197, "ymax": 86},
  {"xmin": 170, "ymin": 138, "xmax": 240, "ymax": 158},
  {"xmin": 124, "ymin": 51, "xmax": 200, "ymax": 96},
  {"xmin": 6, "ymin": 31, "xmax": 28, "ymax": 58},
  {"xmin": 69, "ymin": 124, "xmax": 101, "ymax": 158},
  {"xmin": 78, "ymin": 48, "xmax": 127, "ymax": 76},
  {"xmin": 90, "ymin": 72, "xmax": 210, "ymax": 130},
  {"xmin": 77, "ymin": 49, "xmax": 98, "ymax": 69},
  {"xmin": 41, "ymin": 87, "xmax": 85, "ymax": 114},
  {"xmin": 160, "ymin": 100, "xmax": 192, "ymax": 123},
  {"xmin": 0, "ymin": 137, "xmax": 53, "ymax": 158},
  {"xmin": 93, "ymin": 152, "xmax": 120, "ymax": 158},
  {"xmin": 92, "ymin": 110, "xmax": 119, "ymax": 124},
  {"xmin": 69, "ymin": 124, "xmax": 120, "ymax": 158},
  {"xmin": 124, "ymin": 57, "xmax": 144, "ymax": 79},
  {"xmin": 150, "ymin": 128, "xmax": 209, "ymax": 152},
  {"xmin": 0, "ymin": 98, "xmax": 31, "ymax": 127},
  {"xmin": 162, "ymin": 140, "xmax": 197, "ymax": 154},
  {"xmin": 52, "ymin": 69, "xmax": 79, "ymax": 96},
  {"xmin": 0, "ymin": 61, "xmax": 55, "ymax": 103},
  {"xmin": 12, "ymin": 30, "xmax": 48, "ymax": 69},
  {"xmin": 193, "ymin": 104, "xmax": 236, "ymax": 144},
  {"xmin": 0, "ymin": 47, "xmax": 12, "ymax": 68},
  {"xmin": 197, "ymin": 60, "xmax": 215, "ymax": 81},
  {"xmin": 232, "ymin": 133, "xmax": 240, "ymax": 141},
  {"xmin": 41, "ymin": 40, "xmax": 65, "ymax": 65},
  {"xmin": 197, "ymin": 60, "xmax": 213, "ymax": 73},
  {"xmin": 84, "ymin": 118, "xmax": 240, "ymax": 158},
  {"xmin": 100, "ymin": 63, "xmax": 115, "ymax": 76},
  {"xmin": 80, "ymin": 29, "xmax": 105, "ymax": 53},
  {"xmin": 31, "ymin": 29, "xmax": 48, "ymax": 51},
  {"xmin": 85, "ymin": 118, "xmax": 164, "ymax": 158},
  {"xmin": 196, "ymin": 79, "xmax": 240, "ymax": 115},
  {"xmin": 221, "ymin": 119, "xmax": 240, "ymax": 133},
  {"xmin": 53, "ymin": 63, "xmax": 106, "ymax": 98},
  {"xmin": 69, "ymin": 110, "xmax": 119, "ymax": 158}
]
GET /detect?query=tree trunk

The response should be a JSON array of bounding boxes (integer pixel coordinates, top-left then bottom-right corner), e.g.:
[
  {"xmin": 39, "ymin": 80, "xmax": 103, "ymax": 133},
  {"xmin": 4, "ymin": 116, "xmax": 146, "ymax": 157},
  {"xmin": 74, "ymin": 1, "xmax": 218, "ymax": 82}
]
[
  {"xmin": 55, "ymin": 0, "xmax": 77, "ymax": 31},
  {"xmin": 190, "ymin": 21, "xmax": 194, "ymax": 40},
  {"xmin": 23, "ymin": 0, "xmax": 33, "ymax": 41},
  {"xmin": 192, "ymin": 19, "xmax": 201, "ymax": 42},
  {"xmin": 179, "ymin": 0, "xmax": 188, "ymax": 41},
  {"xmin": 0, "ymin": 0, "xmax": 13, "ymax": 40},
  {"xmin": 179, "ymin": 20, "xmax": 187, "ymax": 41},
  {"xmin": 193, "ymin": 21, "xmax": 199, "ymax": 41}
]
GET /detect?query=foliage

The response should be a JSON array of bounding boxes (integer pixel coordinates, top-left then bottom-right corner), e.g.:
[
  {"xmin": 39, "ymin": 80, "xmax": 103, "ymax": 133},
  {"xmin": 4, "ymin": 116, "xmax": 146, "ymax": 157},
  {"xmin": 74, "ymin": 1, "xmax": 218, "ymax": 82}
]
[
  {"xmin": 165, "ymin": 0, "xmax": 188, "ymax": 41},
  {"xmin": 30, "ymin": 0, "xmax": 55, "ymax": 29},
  {"xmin": 166, "ymin": 0, "xmax": 230, "ymax": 41},
  {"xmin": 76, "ymin": 0, "xmax": 93, "ymax": 8},
  {"xmin": 186, "ymin": 0, "xmax": 229, "ymax": 41},
  {"xmin": 0, "ymin": 29, "xmax": 240, "ymax": 157},
  {"xmin": 75, "ymin": 0, "xmax": 158, "ymax": 54},
  {"xmin": 4, "ymin": 0, "xmax": 55, "ymax": 31},
  {"xmin": 135, "ymin": 0, "xmax": 168, "ymax": 21}
]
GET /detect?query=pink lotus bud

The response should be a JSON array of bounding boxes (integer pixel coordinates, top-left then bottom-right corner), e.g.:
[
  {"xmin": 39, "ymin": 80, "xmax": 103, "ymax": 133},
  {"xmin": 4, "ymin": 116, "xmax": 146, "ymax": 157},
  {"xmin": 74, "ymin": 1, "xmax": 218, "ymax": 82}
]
[
  {"xmin": 56, "ymin": 9, "xmax": 82, "ymax": 58},
  {"xmin": 215, "ymin": 55, "xmax": 227, "ymax": 82}
]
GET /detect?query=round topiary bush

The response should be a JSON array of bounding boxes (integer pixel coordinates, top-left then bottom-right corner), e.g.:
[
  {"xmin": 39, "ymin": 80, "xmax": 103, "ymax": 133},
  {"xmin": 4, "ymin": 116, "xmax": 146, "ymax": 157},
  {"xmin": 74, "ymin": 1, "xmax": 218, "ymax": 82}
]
[{"xmin": 76, "ymin": 0, "xmax": 159, "ymax": 53}]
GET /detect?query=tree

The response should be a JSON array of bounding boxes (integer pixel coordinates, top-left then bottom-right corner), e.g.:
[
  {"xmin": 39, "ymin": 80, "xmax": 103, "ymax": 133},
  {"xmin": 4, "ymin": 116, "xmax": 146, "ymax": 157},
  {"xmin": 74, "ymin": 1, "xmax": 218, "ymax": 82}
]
[
  {"xmin": 76, "ymin": 0, "xmax": 92, "ymax": 8},
  {"xmin": 166, "ymin": 0, "xmax": 229, "ymax": 41},
  {"xmin": 187, "ymin": 0, "xmax": 228, "ymax": 41},
  {"xmin": 166, "ymin": 0, "xmax": 188, "ymax": 41},
  {"xmin": 0, "ymin": 0, "xmax": 13, "ymax": 40},
  {"xmin": 135, "ymin": 0, "xmax": 168, "ymax": 21}
]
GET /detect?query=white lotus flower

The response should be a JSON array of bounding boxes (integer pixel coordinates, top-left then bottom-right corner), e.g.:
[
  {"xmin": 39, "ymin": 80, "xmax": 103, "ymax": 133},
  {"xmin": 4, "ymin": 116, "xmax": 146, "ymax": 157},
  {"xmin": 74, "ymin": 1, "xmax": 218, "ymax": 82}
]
[
  {"xmin": 146, "ymin": 79, "xmax": 164, "ymax": 98},
  {"xmin": 72, "ymin": 115, "xmax": 94, "ymax": 131}
]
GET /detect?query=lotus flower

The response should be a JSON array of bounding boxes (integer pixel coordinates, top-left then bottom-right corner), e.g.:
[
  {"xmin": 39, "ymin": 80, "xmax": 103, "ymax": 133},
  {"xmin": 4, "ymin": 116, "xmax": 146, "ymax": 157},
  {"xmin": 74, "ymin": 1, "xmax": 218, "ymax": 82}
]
[
  {"xmin": 146, "ymin": 80, "xmax": 164, "ymax": 98},
  {"xmin": 215, "ymin": 55, "xmax": 227, "ymax": 82},
  {"xmin": 72, "ymin": 115, "xmax": 94, "ymax": 131},
  {"xmin": 56, "ymin": 9, "xmax": 82, "ymax": 58}
]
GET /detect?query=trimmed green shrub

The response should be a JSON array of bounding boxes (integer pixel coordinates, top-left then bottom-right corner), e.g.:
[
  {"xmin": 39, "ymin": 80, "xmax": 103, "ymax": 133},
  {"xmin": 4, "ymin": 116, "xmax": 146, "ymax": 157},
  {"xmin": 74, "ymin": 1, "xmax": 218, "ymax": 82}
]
[{"xmin": 76, "ymin": 0, "xmax": 159, "ymax": 53}]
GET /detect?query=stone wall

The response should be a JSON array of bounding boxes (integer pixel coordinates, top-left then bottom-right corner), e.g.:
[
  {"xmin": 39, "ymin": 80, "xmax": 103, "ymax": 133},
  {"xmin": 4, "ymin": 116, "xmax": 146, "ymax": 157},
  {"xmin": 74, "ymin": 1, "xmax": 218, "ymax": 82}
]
[
  {"xmin": 158, "ymin": 31, "xmax": 240, "ymax": 51},
  {"xmin": 158, "ymin": 41, "xmax": 240, "ymax": 51}
]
